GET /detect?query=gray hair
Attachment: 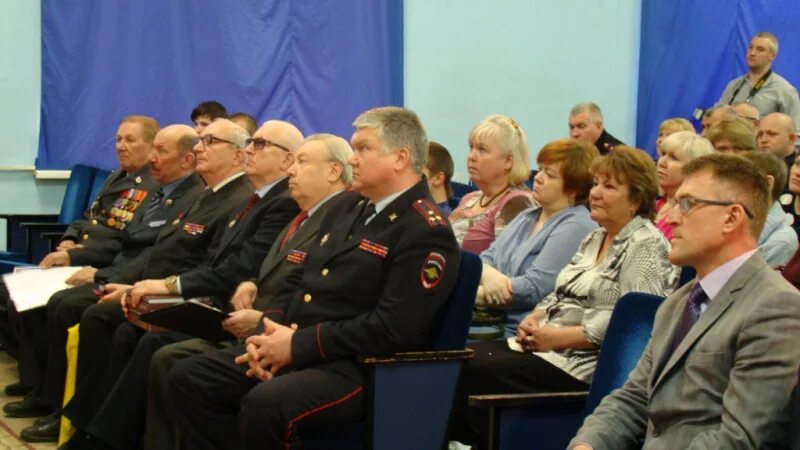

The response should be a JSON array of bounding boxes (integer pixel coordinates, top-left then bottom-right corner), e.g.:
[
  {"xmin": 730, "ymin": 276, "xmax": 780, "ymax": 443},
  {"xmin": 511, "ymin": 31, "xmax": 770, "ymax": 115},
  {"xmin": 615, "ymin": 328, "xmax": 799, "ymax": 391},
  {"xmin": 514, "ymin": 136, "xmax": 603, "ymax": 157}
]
[
  {"xmin": 468, "ymin": 114, "xmax": 531, "ymax": 186},
  {"xmin": 660, "ymin": 131, "xmax": 714, "ymax": 161},
  {"xmin": 753, "ymin": 31, "xmax": 779, "ymax": 55},
  {"xmin": 570, "ymin": 102, "xmax": 603, "ymax": 123},
  {"xmin": 304, "ymin": 133, "xmax": 353, "ymax": 185},
  {"xmin": 352, "ymin": 107, "xmax": 428, "ymax": 173},
  {"xmin": 214, "ymin": 118, "xmax": 249, "ymax": 149}
]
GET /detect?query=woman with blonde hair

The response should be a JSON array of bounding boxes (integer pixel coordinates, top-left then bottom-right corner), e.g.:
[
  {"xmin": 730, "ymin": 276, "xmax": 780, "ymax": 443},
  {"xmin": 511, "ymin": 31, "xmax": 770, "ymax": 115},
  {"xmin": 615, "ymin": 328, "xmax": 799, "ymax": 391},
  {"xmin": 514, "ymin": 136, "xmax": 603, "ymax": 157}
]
[
  {"xmin": 655, "ymin": 131, "xmax": 715, "ymax": 239},
  {"xmin": 450, "ymin": 114, "xmax": 532, "ymax": 254}
]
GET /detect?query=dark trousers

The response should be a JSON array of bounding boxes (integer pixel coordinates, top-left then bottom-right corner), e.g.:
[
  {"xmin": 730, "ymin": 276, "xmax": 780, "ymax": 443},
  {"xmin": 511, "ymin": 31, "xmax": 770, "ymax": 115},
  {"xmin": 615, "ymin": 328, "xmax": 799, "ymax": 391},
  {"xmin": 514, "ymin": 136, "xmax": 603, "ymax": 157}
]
[
  {"xmin": 88, "ymin": 329, "xmax": 192, "ymax": 450},
  {"xmin": 145, "ymin": 338, "xmax": 230, "ymax": 450},
  {"xmin": 40, "ymin": 284, "xmax": 100, "ymax": 407},
  {"xmin": 450, "ymin": 340, "xmax": 590, "ymax": 446},
  {"xmin": 0, "ymin": 282, "xmax": 20, "ymax": 361},
  {"xmin": 166, "ymin": 345, "xmax": 365, "ymax": 450},
  {"xmin": 62, "ymin": 300, "xmax": 131, "ymax": 429},
  {"xmin": 9, "ymin": 301, "xmax": 47, "ymax": 389}
]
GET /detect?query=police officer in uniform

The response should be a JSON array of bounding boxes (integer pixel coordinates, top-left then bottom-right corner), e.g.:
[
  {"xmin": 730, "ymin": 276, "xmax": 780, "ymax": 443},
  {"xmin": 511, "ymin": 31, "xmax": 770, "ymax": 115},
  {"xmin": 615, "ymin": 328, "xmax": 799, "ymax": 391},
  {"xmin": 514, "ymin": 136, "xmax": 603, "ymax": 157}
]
[
  {"xmin": 165, "ymin": 107, "xmax": 461, "ymax": 450},
  {"xmin": 14, "ymin": 119, "xmax": 252, "ymax": 444}
]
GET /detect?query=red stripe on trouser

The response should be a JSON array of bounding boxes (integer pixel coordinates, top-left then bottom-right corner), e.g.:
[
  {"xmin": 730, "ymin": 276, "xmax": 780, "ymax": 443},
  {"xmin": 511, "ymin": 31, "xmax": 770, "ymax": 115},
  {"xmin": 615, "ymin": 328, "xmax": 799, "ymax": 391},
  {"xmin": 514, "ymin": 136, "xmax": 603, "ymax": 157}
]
[{"xmin": 283, "ymin": 386, "xmax": 364, "ymax": 450}]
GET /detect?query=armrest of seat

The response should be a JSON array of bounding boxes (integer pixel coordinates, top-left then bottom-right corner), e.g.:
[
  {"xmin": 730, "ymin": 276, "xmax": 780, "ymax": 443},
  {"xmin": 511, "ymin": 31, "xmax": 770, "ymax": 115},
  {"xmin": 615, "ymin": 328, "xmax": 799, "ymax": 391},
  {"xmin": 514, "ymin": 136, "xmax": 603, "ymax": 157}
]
[
  {"xmin": 469, "ymin": 391, "xmax": 588, "ymax": 408},
  {"xmin": 21, "ymin": 222, "xmax": 69, "ymax": 233},
  {"xmin": 469, "ymin": 391, "xmax": 589, "ymax": 450},
  {"xmin": 1, "ymin": 214, "xmax": 60, "ymax": 255},
  {"xmin": 361, "ymin": 349, "xmax": 473, "ymax": 365},
  {"xmin": 0, "ymin": 213, "xmax": 59, "ymax": 223}
]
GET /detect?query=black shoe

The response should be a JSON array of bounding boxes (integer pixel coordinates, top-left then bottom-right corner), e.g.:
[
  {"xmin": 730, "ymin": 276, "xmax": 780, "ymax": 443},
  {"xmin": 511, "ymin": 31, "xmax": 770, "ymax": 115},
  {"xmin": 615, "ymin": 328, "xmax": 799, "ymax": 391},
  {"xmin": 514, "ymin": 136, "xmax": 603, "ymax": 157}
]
[
  {"xmin": 20, "ymin": 415, "xmax": 60, "ymax": 443},
  {"xmin": 34, "ymin": 410, "xmax": 61, "ymax": 427},
  {"xmin": 2, "ymin": 392, "xmax": 53, "ymax": 418},
  {"xmin": 4, "ymin": 381, "xmax": 33, "ymax": 397}
]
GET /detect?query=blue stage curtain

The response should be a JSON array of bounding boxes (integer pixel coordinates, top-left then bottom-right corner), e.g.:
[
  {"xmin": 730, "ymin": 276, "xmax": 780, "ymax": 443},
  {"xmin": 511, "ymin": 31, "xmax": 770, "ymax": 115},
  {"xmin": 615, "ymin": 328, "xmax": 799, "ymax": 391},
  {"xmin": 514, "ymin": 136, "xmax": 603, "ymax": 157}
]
[
  {"xmin": 38, "ymin": 0, "xmax": 403, "ymax": 169},
  {"xmin": 636, "ymin": 0, "xmax": 800, "ymax": 156}
]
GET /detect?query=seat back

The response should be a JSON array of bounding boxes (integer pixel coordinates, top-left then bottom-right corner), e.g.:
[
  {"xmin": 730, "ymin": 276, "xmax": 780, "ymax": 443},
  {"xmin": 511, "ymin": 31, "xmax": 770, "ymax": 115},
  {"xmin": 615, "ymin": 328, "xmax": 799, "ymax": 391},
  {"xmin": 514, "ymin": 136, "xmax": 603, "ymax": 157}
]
[
  {"xmin": 87, "ymin": 169, "xmax": 112, "ymax": 208},
  {"xmin": 525, "ymin": 169, "xmax": 538, "ymax": 189},
  {"xmin": 448, "ymin": 196, "xmax": 461, "ymax": 211},
  {"xmin": 582, "ymin": 292, "xmax": 665, "ymax": 416},
  {"xmin": 57, "ymin": 165, "xmax": 97, "ymax": 224},
  {"xmin": 678, "ymin": 266, "xmax": 696, "ymax": 288},
  {"xmin": 433, "ymin": 250, "xmax": 482, "ymax": 350},
  {"xmin": 452, "ymin": 181, "xmax": 478, "ymax": 199}
]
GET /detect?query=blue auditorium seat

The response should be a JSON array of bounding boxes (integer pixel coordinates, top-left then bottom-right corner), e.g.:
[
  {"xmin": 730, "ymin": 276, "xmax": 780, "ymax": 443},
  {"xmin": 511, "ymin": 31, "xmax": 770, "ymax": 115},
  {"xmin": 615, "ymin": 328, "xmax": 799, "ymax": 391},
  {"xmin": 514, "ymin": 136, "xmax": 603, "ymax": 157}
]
[
  {"xmin": 470, "ymin": 292, "xmax": 665, "ymax": 450},
  {"xmin": 452, "ymin": 181, "xmax": 478, "ymax": 199},
  {"xmin": 300, "ymin": 250, "xmax": 483, "ymax": 450},
  {"xmin": 0, "ymin": 165, "xmax": 98, "ymax": 268}
]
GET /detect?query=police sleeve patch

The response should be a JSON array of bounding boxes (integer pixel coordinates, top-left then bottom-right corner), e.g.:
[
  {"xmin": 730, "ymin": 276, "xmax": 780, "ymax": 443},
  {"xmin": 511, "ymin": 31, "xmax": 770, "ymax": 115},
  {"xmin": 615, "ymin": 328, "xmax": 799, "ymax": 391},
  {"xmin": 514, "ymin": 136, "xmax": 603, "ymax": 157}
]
[{"xmin": 420, "ymin": 252, "xmax": 446, "ymax": 289}]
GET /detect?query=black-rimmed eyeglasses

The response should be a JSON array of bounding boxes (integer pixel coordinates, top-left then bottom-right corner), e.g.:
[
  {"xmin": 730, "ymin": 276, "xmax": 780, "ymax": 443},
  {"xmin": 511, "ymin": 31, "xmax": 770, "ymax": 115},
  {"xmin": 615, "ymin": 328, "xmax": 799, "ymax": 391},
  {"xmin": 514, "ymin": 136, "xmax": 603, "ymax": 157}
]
[
  {"xmin": 199, "ymin": 134, "xmax": 237, "ymax": 147},
  {"xmin": 676, "ymin": 196, "xmax": 754, "ymax": 219},
  {"xmin": 245, "ymin": 138, "xmax": 291, "ymax": 153}
]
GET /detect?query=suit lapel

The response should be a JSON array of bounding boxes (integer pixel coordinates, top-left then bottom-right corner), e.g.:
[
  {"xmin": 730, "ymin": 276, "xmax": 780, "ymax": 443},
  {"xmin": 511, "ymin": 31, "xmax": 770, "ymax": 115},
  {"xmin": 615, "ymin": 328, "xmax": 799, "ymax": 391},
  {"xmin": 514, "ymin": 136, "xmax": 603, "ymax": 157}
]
[
  {"xmin": 218, "ymin": 178, "xmax": 289, "ymax": 254},
  {"xmin": 651, "ymin": 255, "xmax": 763, "ymax": 390},
  {"xmin": 257, "ymin": 208, "xmax": 323, "ymax": 283},
  {"xmin": 319, "ymin": 182, "xmax": 427, "ymax": 266}
]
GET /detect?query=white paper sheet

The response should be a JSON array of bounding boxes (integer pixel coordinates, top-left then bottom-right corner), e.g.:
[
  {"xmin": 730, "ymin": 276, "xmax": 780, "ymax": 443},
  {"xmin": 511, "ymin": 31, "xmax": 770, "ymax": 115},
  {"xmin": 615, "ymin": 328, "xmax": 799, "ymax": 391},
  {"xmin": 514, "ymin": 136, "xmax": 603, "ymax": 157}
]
[{"xmin": 2, "ymin": 266, "xmax": 84, "ymax": 312}]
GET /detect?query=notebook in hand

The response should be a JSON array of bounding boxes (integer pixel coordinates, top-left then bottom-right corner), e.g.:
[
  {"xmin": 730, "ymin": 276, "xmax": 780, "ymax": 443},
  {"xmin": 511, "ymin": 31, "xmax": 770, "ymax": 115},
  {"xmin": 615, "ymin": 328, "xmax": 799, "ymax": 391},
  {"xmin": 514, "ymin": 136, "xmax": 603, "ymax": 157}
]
[{"xmin": 135, "ymin": 297, "xmax": 235, "ymax": 342}]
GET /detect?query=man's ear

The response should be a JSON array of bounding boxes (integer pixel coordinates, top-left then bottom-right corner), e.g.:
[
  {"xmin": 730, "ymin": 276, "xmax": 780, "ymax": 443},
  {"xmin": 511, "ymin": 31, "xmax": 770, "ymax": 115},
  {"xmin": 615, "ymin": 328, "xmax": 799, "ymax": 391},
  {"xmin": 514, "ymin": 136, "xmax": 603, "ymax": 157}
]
[
  {"xmin": 183, "ymin": 151, "xmax": 196, "ymax": 169},
  {"xmin": 394, "ymin": 148, "xmax": 411, "ymax": 172},
  {"xmin": 280, "ymin": 152, "xmax": 295, "ymax": 171}
]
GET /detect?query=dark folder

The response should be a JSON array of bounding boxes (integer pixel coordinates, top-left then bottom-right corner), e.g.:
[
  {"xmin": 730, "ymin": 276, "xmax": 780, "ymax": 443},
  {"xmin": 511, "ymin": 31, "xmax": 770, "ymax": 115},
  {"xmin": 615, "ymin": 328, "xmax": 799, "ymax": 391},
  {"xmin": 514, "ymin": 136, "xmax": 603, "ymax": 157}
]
[{"xmin": 137, "ymin": 298, "xmax": 235, "ymax": 342}]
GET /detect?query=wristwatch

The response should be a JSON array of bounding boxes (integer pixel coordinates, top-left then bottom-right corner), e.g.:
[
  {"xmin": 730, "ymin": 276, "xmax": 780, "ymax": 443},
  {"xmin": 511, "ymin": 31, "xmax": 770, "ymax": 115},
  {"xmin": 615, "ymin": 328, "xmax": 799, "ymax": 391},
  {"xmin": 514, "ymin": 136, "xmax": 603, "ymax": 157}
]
[{"xmin": 165, "ymin": 275, "xmax": 179, "ymax": 295}]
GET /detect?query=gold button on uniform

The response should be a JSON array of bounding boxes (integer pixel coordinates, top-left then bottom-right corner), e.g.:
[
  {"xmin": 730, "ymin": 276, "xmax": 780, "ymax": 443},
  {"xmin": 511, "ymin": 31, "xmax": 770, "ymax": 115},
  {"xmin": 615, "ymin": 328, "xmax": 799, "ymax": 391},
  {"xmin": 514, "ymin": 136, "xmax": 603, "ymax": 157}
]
[
  {"xmin": 91, "ymin": 220, "xmax": 98, "ymax": 225},
  {"xmin": 304, "ymin": 293, "xmax": 312, "ymax": 303},
  {"xmin": 321, "ymin": 268, "xmax": 329, "ymax": 276},
  {"xmin": 290, "ymin": 323, "xmax": 298, "ymax": 330},
  {"xmin": 82, "ymin": 234, "xmax": 89, "ymax": 241}
]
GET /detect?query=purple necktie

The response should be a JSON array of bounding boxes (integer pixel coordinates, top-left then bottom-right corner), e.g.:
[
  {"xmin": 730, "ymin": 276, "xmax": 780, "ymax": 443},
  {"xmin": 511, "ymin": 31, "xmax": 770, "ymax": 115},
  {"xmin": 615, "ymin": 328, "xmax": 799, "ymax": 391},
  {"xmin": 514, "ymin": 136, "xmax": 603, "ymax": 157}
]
[{"xmin": 668, "ymin": 282, "xmax": 707, "ymax": 355}]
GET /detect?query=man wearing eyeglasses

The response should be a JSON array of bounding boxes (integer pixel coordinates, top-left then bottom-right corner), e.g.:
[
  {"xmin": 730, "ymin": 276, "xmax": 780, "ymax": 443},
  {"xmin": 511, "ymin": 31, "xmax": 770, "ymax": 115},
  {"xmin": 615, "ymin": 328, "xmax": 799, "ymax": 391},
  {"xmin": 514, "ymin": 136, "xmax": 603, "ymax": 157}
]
[
  {"xmin": 22, "ymin": 118, "xmax": 253, "ymax": 445},
  {"xmin": 83, "ymin": 133, "xmax": 351, "ymax": 450},
  {"xmin": 571, "ymin": 153, "xmax": 800, "ymax": 450},
  {"xmin": 54, "ymin": 119, "xmax": 303, "ymax": 449},
  {"xmin": 166, "ymin": 107, "xmax": 461, "ymax": 450}
]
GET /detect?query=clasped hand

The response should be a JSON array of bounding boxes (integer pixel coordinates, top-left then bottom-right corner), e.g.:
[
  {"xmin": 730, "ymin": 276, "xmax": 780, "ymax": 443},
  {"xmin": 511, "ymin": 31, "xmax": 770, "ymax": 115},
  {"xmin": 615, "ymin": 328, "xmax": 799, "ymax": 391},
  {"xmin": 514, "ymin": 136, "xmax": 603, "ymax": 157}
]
[
  {"xmin": 516, "ymin": 311, "xmax": 558, "ymax": 352},
  {"xmin": 234, "ymin": 318, "xmax": 294, "ymax": 381},
  {"xmin": 479, "ymin": 264, "xmax": 513, "ymax": 305}
]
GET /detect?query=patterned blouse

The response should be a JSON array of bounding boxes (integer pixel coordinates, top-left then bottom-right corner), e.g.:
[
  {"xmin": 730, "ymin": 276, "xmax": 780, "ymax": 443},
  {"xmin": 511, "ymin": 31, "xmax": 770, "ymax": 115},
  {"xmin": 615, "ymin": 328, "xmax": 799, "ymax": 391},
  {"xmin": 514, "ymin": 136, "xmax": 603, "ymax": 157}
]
[
  {"xmin": 532, "ymin": 216, "xmax": 679, "ymax": 383},
  {"xmin": 449, "ymin": 187, "xmax": 532, "ymax": 254}
]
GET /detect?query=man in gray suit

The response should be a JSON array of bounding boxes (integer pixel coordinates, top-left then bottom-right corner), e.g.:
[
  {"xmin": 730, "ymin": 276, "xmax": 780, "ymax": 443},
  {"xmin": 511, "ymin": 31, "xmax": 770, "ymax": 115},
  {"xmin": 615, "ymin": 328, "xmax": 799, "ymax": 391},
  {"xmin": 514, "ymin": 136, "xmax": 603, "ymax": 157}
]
[{"xmin": 571, "ymin": 153, "xmax": 800, "ymax": 449}]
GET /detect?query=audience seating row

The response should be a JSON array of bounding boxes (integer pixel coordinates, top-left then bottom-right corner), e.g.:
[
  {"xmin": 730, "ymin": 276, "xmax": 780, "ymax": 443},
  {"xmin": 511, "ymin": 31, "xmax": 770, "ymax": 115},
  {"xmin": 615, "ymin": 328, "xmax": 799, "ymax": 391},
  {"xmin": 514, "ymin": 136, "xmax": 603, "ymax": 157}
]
[{"xmin": 0, "ymin": 165, "xmax": 110, "ymax": 271}]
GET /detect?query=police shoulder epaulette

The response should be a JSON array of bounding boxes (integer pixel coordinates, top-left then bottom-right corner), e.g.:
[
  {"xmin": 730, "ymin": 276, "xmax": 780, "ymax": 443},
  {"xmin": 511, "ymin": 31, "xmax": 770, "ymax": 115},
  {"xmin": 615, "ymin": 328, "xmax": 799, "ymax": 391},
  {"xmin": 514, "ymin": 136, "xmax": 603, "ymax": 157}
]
[{"xmin": 412, "ymin": 199, "xmax": 448, "ymax": 227}]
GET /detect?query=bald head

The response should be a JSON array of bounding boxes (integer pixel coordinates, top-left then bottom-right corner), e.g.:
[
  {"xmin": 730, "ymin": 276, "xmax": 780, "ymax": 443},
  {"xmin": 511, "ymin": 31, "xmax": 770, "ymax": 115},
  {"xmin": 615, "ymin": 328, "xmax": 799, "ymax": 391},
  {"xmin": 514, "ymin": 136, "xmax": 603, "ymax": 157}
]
[
  {"xmin": 243, "ymin": 120, "xmax": 305, "ymax": 187},
  {"xmin": 257, "ymin": 120, "xmax": 305, "ymax": 151},
  {"xmin": 149, "ymin": 125, "xmax": 198, "ymax": 184},
  {"xmin": 731, "ymin": 103, "xmax": 760, "ymax": 127},
  {"xmin": 757, "ymin": 112, "xmax": 797, "ymax": 158}
]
